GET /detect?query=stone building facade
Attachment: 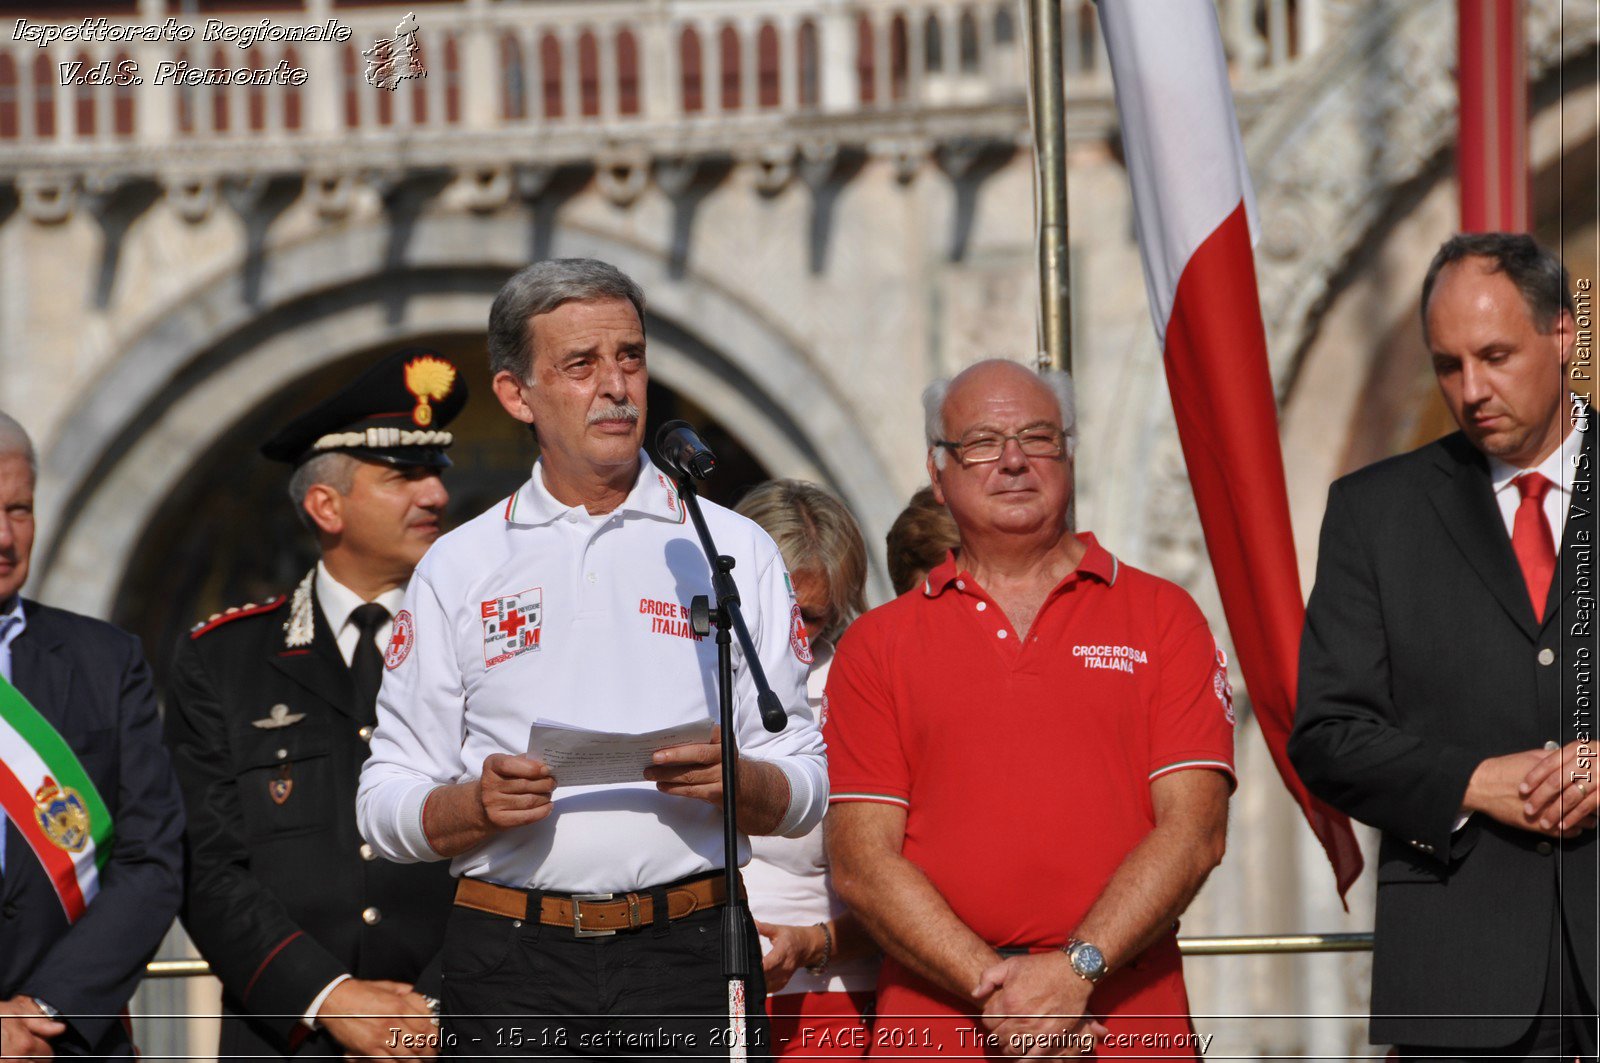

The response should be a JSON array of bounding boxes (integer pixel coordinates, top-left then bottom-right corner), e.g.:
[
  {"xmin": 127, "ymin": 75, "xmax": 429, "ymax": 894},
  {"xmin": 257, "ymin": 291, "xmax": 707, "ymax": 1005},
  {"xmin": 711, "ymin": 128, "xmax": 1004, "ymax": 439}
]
[{"xmin": 1, "ymin": 0, "xmax": 1595, "ymax": 1058}]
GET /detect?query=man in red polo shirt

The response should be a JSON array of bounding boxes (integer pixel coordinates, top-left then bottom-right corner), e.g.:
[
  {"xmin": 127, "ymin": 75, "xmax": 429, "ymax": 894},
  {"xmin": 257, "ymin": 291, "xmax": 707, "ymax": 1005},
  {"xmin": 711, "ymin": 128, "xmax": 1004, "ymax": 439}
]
[{"xmin": 825, "ymin": 359, "xmax": 1234, "ymax": 1059}]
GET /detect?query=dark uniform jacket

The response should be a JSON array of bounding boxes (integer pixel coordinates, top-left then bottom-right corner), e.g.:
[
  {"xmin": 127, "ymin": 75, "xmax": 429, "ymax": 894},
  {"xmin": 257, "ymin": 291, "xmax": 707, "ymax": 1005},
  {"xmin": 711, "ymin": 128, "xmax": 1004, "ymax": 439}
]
[
  {"xmin": 164, "ymin": 570, "xmax": 454, "ymax": 1062},
  {"xmin": 1, "ymin": 601, "xmax": 184, "ymax": 1061},
  {"xmin": 1290, "ymin": 417, "xmax": 1597, "ymax": 1048}
]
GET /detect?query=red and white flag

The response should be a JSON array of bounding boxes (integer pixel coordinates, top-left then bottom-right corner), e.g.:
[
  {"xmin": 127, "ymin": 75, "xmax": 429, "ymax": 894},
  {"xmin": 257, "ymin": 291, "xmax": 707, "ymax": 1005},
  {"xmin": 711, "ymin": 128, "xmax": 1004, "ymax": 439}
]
[{"xmin": 1098, "ymin": 0, "xmax": 1363, "ymax": 897}]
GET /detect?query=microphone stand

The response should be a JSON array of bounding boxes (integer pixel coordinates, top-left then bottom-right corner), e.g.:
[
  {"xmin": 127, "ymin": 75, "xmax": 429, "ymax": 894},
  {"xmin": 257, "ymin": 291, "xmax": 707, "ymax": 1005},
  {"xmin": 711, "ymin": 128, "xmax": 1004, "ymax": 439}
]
[{"xmin": 672, "ymin": 470, "xmax": 787, "ymax": 1063}]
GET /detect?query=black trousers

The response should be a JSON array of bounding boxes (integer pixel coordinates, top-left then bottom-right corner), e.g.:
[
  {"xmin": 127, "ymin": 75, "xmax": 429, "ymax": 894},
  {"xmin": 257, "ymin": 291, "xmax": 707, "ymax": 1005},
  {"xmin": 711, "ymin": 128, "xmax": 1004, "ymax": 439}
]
[
  {"xmin": 1399, "ymin": 909, "xmax": 1597, "ymax": 1063},
  {"xmin": 441, "ymin": 893, "xmax": 770, "ymax": 1060}
]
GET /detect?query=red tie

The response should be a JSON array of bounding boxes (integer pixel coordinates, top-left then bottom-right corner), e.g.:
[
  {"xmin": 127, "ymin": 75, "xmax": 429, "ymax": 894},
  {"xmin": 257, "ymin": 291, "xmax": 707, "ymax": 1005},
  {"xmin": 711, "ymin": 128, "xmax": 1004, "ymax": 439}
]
[{"xmin": 1512, "ymin": 473, "xmax": 1556, "ymax": 618}]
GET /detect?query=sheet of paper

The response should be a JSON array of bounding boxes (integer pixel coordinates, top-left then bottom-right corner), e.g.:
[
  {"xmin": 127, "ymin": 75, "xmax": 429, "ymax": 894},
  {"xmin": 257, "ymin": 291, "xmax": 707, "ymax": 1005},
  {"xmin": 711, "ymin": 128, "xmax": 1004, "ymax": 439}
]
[{"xmin": 527, "ymin": 718, "xmax": 715, "ymax": 786}]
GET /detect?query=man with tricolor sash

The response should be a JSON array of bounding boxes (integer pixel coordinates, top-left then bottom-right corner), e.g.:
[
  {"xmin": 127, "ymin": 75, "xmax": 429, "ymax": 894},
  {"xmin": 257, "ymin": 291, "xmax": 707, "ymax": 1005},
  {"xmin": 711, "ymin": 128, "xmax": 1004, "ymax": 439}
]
[{"xmin": 0, "ymin": 411, "xmax": 185, "ymax": 1061}]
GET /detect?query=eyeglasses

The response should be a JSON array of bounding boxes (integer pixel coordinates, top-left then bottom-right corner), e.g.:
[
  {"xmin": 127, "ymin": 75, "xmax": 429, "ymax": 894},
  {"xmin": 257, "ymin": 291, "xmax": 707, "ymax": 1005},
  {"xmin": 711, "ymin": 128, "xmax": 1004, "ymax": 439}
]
[{"xmin": 934, "ymin": 428, "xmax": 1067, "ymax": 466}]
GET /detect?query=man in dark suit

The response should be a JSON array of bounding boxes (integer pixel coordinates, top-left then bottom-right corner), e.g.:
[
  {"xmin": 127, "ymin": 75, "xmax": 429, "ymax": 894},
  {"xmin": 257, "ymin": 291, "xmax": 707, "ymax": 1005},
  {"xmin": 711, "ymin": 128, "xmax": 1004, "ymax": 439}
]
[
  {"xmin": 163, "ymin": 350, "xmax": 465, "ymax": 1062},
  {"xmin": 0, "ymin": 410, "xmax": 184, "ymax": 1061},
  {"xmin": 1290, "ymin": 233, "xmax": 1597, "ymax": 1060}
]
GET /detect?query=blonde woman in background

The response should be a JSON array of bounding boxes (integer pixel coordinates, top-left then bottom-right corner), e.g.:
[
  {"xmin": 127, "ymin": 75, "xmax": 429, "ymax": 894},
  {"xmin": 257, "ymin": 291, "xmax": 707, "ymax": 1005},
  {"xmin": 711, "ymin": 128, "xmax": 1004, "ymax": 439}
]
[{"xmin": 736, "ymin": 480, "xmax": 881, "ymax": 1058}]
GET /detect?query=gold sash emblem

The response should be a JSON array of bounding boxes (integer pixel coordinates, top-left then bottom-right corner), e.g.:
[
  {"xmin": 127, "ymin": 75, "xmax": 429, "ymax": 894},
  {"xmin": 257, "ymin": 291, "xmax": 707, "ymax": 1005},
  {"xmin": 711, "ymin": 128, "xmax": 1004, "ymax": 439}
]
[
  {"xmin": 34, "ymin": 776, "xmax": 90, "ymax": 853},
  {"xmin": 404, "ymin": 356, "xmax": 456, "ymax": 427}
]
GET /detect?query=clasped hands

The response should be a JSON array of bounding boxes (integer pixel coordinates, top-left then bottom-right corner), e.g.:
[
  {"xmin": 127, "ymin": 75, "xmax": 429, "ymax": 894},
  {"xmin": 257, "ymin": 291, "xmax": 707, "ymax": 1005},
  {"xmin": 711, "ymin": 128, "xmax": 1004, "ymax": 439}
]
[
  {"xmin": 1466, "ymin": 740, "xmax": 1598, "ymax": 837},
  {"xmin": 969, "ymin": 954, "xmax": 1108, "ymax": 1059},
  {"xmin": 0, "ymin": 995, "xmax": 66, "ymax": 1062},
  {"xmin": 477, "ymin": 726, "xmax": 728, "ymax": 828}
]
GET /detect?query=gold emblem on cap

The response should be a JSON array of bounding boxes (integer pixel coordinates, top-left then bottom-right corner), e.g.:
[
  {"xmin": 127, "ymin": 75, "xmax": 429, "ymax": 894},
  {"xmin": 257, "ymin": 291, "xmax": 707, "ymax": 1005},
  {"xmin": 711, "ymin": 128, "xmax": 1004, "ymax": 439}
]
[{"xmin": 404, "ymin": 356, "xmax": 456, "ymax": 427}]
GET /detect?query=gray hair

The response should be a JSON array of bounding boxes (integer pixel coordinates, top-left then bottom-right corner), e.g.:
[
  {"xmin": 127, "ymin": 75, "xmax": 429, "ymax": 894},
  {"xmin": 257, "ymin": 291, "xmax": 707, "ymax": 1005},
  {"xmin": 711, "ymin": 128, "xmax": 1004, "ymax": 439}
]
[
  {"xmin": 487, "ymin": 258, "xmax": 648, "ymax": 383},
  {"xmin": 0, "ymin": 410, "xmax": 37, "ymax": 482},
  {"xmin": 922, "ymin": 360, "xmax": 1078, "ymax": 469},
  {"xmin": 1421, "ymin": 233, "xmax": 1575, "ymax": 343},
  {"xmin": 287, "ymin": 452, "xmax": 359, "ymax": 532}
]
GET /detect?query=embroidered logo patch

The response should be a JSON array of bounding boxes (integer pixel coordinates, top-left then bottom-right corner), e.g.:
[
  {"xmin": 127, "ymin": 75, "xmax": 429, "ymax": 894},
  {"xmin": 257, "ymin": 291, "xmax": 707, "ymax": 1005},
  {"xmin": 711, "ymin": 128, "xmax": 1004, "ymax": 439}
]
[
  {"xmin": 483, "ymin": 588, "xmax": 543, "ymax": 668},
  {"xmin": 790, "ymin": 604, "xmax": 812, "ymax": 664},
  {"xmin": 1212, "ymin": 646, "xmax": 1236, "ymax": 726},
  {"xmin": 384, "ymin": 609, "xmax": 415, "ymax": 670},
  {"xmin": 1071, "ymin": 643, "xmax": 1148, "ymax": 674}
]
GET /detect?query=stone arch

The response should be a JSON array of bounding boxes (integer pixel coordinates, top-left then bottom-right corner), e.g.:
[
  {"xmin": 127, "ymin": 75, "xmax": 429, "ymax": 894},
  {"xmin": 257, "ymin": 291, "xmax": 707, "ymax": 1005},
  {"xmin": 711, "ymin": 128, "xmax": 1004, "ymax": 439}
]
[{"xmin": 35, "ymin": 213, "xmax": 901, "ymax": 616}]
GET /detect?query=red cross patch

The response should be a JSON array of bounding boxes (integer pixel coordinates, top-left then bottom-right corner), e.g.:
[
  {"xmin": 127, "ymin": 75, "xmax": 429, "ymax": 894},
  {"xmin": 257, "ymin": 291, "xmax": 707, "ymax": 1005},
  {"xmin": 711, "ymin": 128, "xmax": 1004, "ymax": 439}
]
[
  {"xmin": 789, "ymin": 604, "xmax": 812, "ymax": 665},
  {"xmin": 482, "ymin": 588, "xmax": 544, "ymax": 669},
  {"xmin": 384, "ymin": 609, "xmax": 415, "ymax": 670}
]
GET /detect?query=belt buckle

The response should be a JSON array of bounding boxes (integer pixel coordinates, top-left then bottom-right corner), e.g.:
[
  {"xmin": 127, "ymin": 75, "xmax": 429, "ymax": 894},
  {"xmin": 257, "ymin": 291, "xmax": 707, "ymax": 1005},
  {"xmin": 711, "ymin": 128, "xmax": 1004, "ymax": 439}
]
[{"xmin": 571, "ymin": 893, "xmax": 617, "ymax": 938}]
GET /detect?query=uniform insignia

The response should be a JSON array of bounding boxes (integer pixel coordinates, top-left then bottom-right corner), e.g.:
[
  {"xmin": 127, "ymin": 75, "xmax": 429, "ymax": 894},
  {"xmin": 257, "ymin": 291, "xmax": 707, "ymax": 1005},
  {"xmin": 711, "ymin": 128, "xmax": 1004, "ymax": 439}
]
[
  {"xmin": 404, "ymin": 356, "xmax": 457, "ymax": 427},
  {"xmin": 482, "ymin": 588, "xmax": 543, "ymax": 668},
  {"xmin": 269, "ymin": 765, "xmax": 293, "ymax": 806},
  {"xmin": 252, "ymin": 704, "xmax": 306, "ymax": 729},
  {"xmin": 1213, "ymin": 646, "xmax": 1236, "ymax": 726},
  {"xmin": 385, "ymin": 609, "xmax": 415, "ymax": 670},
  {"xmin": 188, "ymin": 596, "xmax": 286, "ymax": 639},
  {"xmin": 33, "ymin": 776, "xmax": 90, "ymax": 853},
  {"xmin": 789, "ymin": 604, "xmax": 813, "ymax": 665},
  {"xmin": 283, "ymin": 570, "xmax": 316, "ymax": 648}
]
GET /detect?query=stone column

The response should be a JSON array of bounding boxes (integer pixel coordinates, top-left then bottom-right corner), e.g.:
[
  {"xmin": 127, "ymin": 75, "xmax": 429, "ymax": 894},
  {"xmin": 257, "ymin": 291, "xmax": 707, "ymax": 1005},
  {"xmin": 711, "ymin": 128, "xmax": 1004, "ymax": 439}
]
[
  {"xmin": 817, "ymin": 2, "xmax": 855, "ymax": 114},
  {"xmin": 304, "ymin": 0, "xmax": 339, "ymax": 133}
]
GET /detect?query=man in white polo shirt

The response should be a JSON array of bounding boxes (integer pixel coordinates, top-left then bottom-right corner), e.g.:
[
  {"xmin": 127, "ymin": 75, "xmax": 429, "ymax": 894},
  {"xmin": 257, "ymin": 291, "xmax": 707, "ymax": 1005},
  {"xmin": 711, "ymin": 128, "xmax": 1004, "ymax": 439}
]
[{"xmin": 357, "ymin": 258, "xmax": 827, "ymax": 1057}]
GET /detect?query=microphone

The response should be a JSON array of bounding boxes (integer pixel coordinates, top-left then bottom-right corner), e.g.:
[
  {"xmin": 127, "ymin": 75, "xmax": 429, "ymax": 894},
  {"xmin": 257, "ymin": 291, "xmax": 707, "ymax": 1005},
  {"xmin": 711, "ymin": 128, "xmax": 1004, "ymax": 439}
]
[{"xmin": 655, "ymin": 420, "xmax": 718, "ymax": 480}]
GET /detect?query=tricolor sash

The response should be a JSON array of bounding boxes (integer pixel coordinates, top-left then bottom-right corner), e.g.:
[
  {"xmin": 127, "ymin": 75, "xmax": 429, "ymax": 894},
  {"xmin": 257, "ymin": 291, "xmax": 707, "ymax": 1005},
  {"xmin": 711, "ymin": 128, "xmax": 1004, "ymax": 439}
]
[{"xmin": 0, "ymin": 674, "xmax": 112, "ymax": 922}]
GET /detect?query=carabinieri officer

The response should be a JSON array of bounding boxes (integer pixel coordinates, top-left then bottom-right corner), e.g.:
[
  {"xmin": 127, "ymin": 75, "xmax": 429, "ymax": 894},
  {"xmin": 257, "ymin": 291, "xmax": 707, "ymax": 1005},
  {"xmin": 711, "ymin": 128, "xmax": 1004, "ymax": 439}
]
[
  {"xmin": 357, "ymin": 258, "xmax": 828, "ymax": 1057},
  {"xmin": 165, "ymin": 350, "xmax": 467, "ymax": 1063}
]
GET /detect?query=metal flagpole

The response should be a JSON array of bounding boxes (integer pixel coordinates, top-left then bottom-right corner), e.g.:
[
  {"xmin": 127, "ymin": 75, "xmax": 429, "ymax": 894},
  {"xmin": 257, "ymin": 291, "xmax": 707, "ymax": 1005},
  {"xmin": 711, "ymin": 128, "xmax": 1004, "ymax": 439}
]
[{"xmin": 1029, "ymin": 0, "xmax": 1072, "ymax": 373}]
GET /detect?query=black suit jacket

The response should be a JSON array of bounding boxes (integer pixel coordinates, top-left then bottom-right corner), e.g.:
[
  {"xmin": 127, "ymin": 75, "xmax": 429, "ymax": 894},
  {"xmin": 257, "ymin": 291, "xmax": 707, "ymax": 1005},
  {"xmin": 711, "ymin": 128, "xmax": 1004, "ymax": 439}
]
[
  {"xmin": 0, "ymin": 600, "xmax": 184, "ymax": 1060},
  {"xmin": 163, "ymin": 572, "xmax": 453, "ymax": 1063},
  {"xmin": 1290, "ymin": 418, "xmax": 1598, "ymax": 1047}
]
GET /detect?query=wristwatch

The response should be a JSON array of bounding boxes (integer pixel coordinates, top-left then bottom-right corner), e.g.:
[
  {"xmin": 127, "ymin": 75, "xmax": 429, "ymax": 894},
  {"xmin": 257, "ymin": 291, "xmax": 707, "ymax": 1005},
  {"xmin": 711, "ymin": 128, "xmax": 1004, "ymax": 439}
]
[{"xmin": 1061, "ymin": 938, "xmax": 1108, "ymax": 984}]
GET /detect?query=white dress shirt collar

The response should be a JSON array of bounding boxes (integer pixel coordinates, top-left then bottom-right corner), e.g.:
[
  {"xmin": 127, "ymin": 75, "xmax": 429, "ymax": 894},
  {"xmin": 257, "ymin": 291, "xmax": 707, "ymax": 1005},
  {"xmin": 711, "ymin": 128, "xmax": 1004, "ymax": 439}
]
[{"xmin": 314, "ymin": 561, "xmax": 406, "ymax": 666}]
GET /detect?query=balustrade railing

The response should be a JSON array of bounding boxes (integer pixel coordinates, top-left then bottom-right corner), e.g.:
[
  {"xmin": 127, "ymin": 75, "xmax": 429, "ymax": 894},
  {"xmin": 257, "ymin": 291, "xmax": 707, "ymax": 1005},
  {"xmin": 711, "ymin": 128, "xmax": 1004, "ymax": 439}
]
[{"xmin": 0, "ymin": 0, "xmax": 1321, "ymax": 160}]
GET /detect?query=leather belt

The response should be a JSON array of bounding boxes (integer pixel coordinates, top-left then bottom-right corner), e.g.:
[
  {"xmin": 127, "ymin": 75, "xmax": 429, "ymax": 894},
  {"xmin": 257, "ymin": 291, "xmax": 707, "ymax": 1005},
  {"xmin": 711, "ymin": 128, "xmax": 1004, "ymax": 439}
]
[{"xmin": 454, "ymin": 873, "xmax": 739, "ymax": 937}]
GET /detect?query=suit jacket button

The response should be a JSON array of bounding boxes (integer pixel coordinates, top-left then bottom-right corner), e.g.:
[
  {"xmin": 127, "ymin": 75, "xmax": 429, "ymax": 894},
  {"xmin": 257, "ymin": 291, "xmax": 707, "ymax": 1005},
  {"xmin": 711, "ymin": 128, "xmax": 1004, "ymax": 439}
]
[
  {"xmin": 1, "ymin": 903, "xmax": 17, "ymax": 918},
  {"xmin": 362, "ymin": 906, "xmax": 382, "ymax": 925},
  {"xmin": 1537, "ymin": 648, "xmax": 1555, "ymax": 666},
  {"xmin": 1536, "ymin": 841, "xmax": 1553, "ymax": 856},
  {"xmin": 360, "ymin": 843, "xmax": 376, "ymax": 861}
]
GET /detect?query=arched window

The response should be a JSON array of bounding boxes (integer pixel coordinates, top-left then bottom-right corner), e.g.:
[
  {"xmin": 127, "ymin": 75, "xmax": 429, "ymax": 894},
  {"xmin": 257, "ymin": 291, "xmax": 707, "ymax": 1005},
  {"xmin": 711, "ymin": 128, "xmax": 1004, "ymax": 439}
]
[
  {"xmin": 376, "ymin": 59, "xmax": 394, "ymax": 126},
  {"xmin": 856, "ymin": 15, "xmax": 875, "ymax": 105},
  {"xmin": 540, "ymin": 34, "xmax": 563, "ymax": 118},
  {"xmin": 113, "ymin": 50, "xmax": 136, "ymax": 136},
  {"xmin": 756, "ymin": 23, "xmax": 779, "ymax": 108},
  {"xmin": 501, "ymin": 34, "xmax": 526, "ymax": 120},
  {"xmin": 797, "ymin": 20, "xmax": 819, "ymax": 108},
  {"xmin": 31, "ymin": 56, "xmax": 53, "ymax": 138},
  {"xmin": 283, "ymin": 47, "xmax": 303, "ymax": 129},
  {"xmin": 616, "ymin": 29, "xmax": 640, "ymax": 116},
  {"xmin": 679, "ymin": 26, "xmax": 703, "ymax": 113},
  {"xmin": 718, "ymin": 25, "xmax": 740, "ymax": 110},
  {"xmin": 342, "ymin": 44, "xmax": 361, "ymax": 128},
  {"xmin": 0, "ymin": 55, "xmax": 16, "ymax": 138},
  {"xmin": 958, "ymin": 8, "xmax": 980, "ymax": 73},
  {"xmin": 994, "ymin": 4, "xmax": 1016, "ymax": 46},
  {"xmin": 889, "ymin": 15, "xmax": 909, "ymax": 100},
  {"xmin": 578, "ymin": 30, "xmax": 600, "ymax": 116},
  {"xmin": 245, "ymin": 49, "xmax": 266, "ymax": 132},
  {"xmin": 173, "ymin": 49, "xmax": 193, "ymax": 134},
  {"xmin": 73, "ymin": 51, "xmax": 95, "ymax": 136},
  {"xmin": 444, "ymin": 34, "xmax": 462, "ymax": 123},
  {"xmin": 210, "ymin": 47, "xmax": 231, "ymax": 132},
  {"xmin": 924, "ymin": 14, "xmax": 943, "ymax": 72}
]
